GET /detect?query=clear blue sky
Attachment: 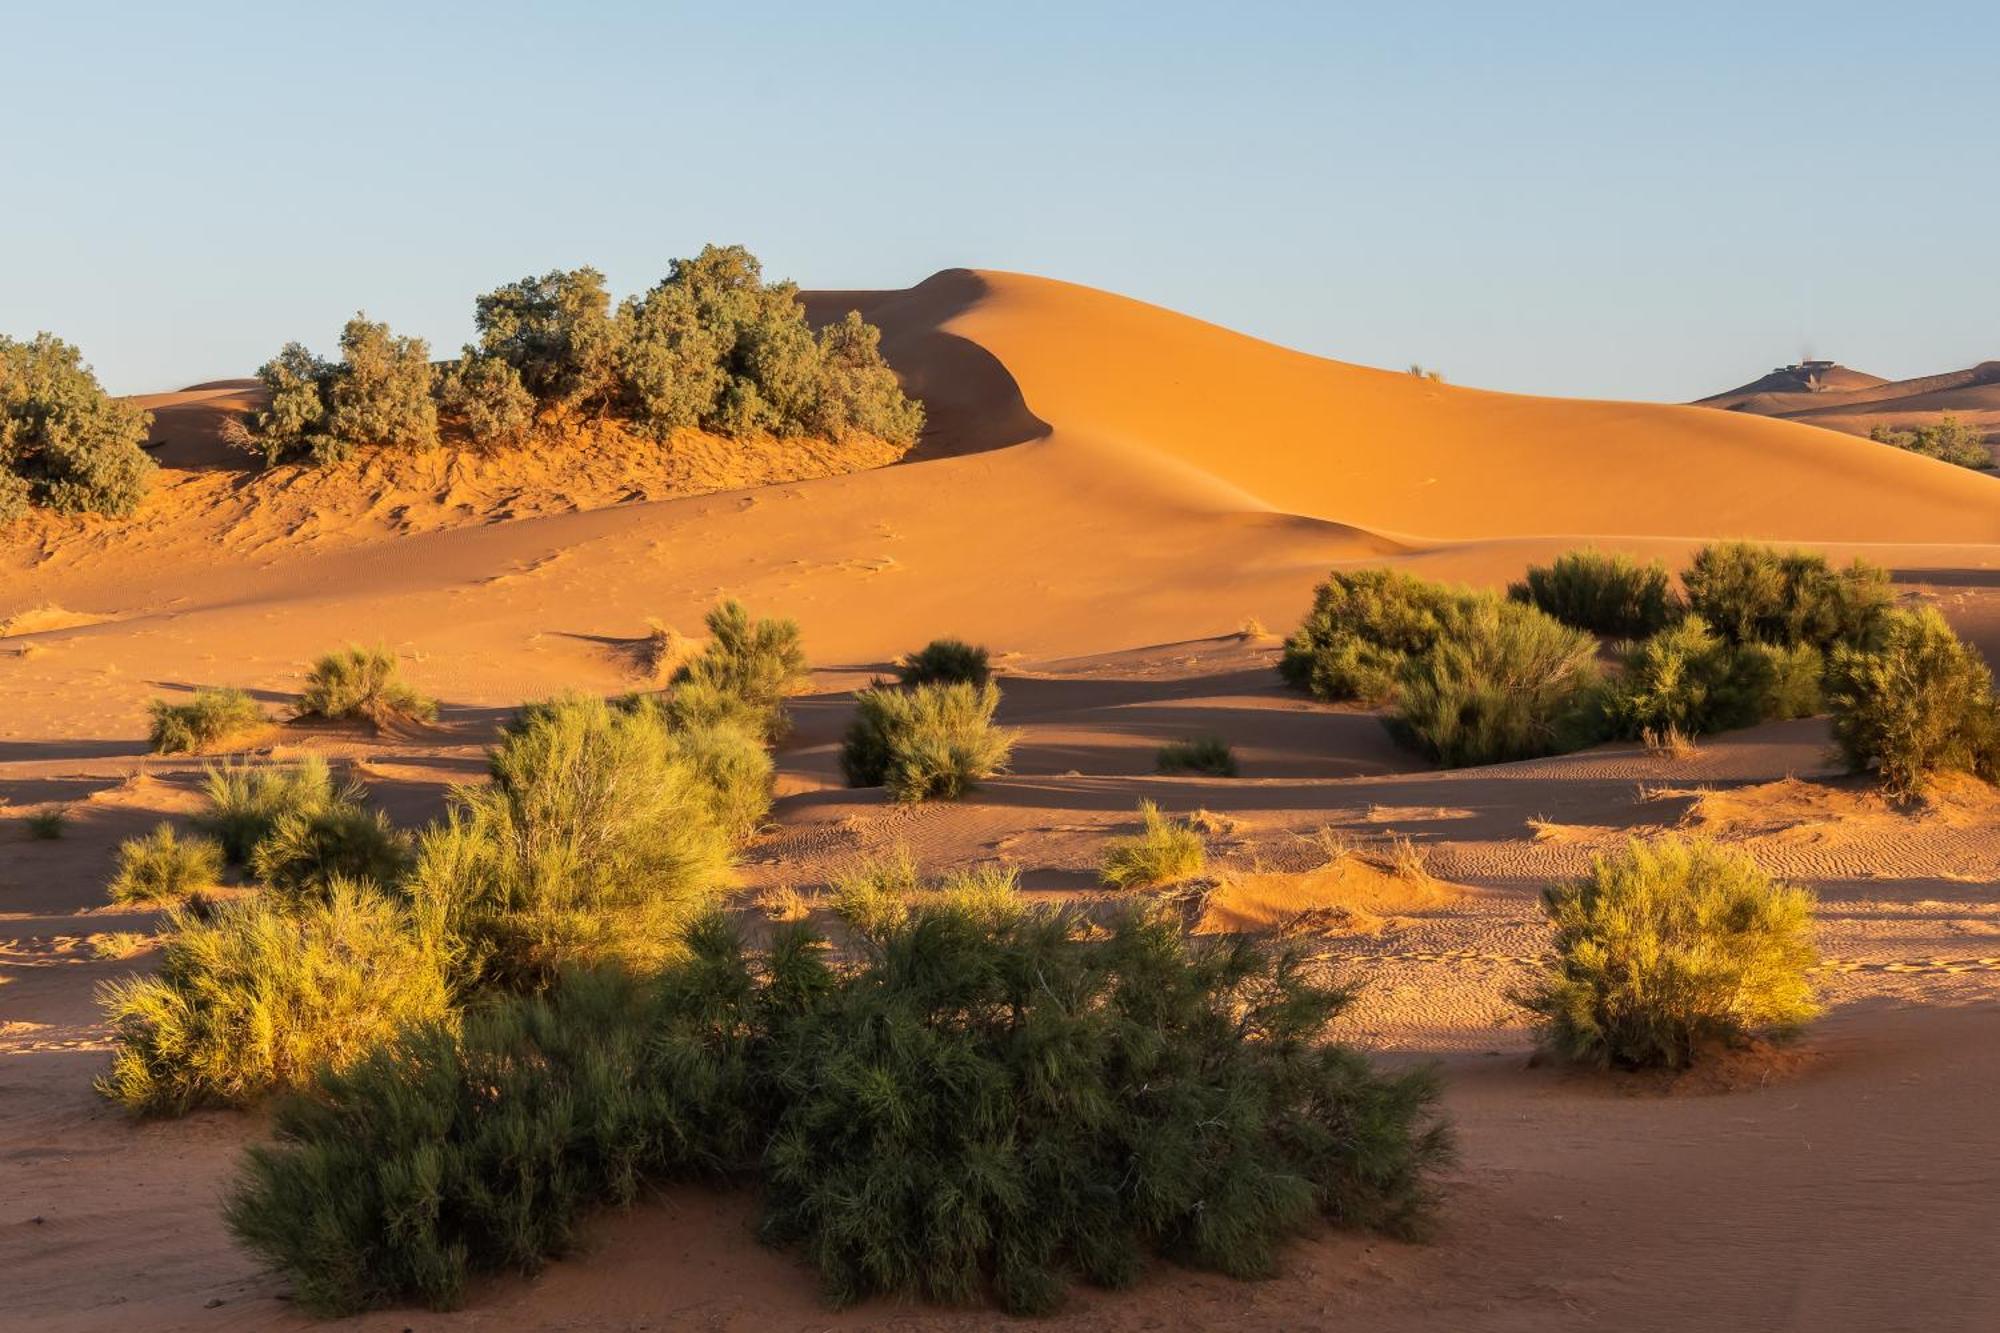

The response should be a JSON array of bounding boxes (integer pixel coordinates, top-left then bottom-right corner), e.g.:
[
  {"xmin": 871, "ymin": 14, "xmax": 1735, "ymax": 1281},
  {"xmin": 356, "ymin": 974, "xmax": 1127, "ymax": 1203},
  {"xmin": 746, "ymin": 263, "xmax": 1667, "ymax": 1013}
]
[{"xmin": 3, "ymin": 1, "xmax": 1995, "ymax": 400}]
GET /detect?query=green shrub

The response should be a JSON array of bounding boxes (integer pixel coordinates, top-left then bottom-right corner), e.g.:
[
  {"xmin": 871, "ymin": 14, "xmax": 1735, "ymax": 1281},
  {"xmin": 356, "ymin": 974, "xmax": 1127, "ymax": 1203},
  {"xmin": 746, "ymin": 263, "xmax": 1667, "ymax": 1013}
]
[
  {"xmin": 1100, "ymin": 800, "xmax": 1207, "ymax": 889},
  {"xmin": 228, "ymin": 903, "xmax": 1449, "ymax": 1317},
  {"xmin": 762, "ymin": 900, "xmax": 1448, "ymax": 1313},
  {"xmin": 1601, "ymin": 616, "xmax": 1772, "ymax": 738},
  {"xmin": 669, "ymin": 600, "xmax": 808, "ymax": 740},
  {"xmin": 0, "ymin": 332, "xmax": 155, "ymax": 517},
  {"xmin": 147, "ymin": 687, "xmax": 265, "ymax": 754},
  {"xmin": 108, "ymin": 822, "xmax": 226, "ymax": 904},
  {"xmin": 1156, "ymin": 735, "xmax": 1237, "ymax": 776},
  {"xmin": 437, "ymin": 352, "xmax": 536, "ymax": 448},
  {"xmin": 96, "ymin": 882, "xmax": 452, "ymax": 1115},
  {"xmin": 324, "ymin": 315, "xmax": 438, "ymax": 452},
  {"xmin": 840, "ymin": 680, "xmax": 1016, "ymax": 802},
  {"xmin": 665, "ymin": 717, "xmax": 774, "ymax": 844},
  {"xmin": 810, "ymin": 309, "xmax": 925, "ymax": 447},
  {"xmin": 1745, "ymin": 641, "xmax": 1825, "ymax": 719},
  {"xmin": 474, "ymin": 267, "xmax": 626, "ymax": 415},
  {"xmin": 225, "ymin": 959, "xmax": 757, "ymax": 1315},
  {"xmin": 1869, "ymin": 415, "xmax": 1991, "ymax": 469},
  {"xmin": 296, "ymin": 645, "xmax": 437, "ymax": 726},
  {"xmin": 406, "ymin": 693, "xmax": 732, "ymax": 990},
  {"xmin": 26, "ymin": 807, "xmax": 67, "ymax": 839},
  {"xmin": 1519, "ymin": 837, "xmax": 1821, "ymax": 1069},
  {"xmin": 251, "ymin": 802, "xmax": 413, "ymax": 900},
  {"xmin": 197, "ymin": 756, "xmax": 348, "ymax": 863},
  {"xmin": 1827, "ymin": 606, "xmax": 2000, "ymax": 797},
  {"xmin": 1508, "ymin": 548, "xmax": 1680, "ymax": 638},
  {"xmin": 1388, "ymin": 599, "xmax": 1604, "ymax": 766},
  {"xmin": 826, "ymin": 850, "xmax": 1020, "ymax": 939},
  {"xmin": 229, "ymin": 342, "xmax": 337, "ymax": 466},
  {"xmin": 1681, "ymin": 542, "xmax": 1892, "ymax": 652},
  {"xmin": 1280, "ymin": 568, "xmax": 1464, "ymax": 703},
  {"xmin": 895, "ymin": 636, "xmax": 991, "ymax": 688}
]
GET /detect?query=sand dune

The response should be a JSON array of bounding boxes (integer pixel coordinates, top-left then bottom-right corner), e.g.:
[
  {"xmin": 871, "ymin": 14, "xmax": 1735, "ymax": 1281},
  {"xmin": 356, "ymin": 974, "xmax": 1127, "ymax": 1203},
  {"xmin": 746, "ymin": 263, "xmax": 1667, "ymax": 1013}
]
[
  {"xmin": 8, "ymin": 269, "xmax": 2000, "ymax": 1332},
  {"xmin": 1698, "ymin": 358, "xmax": 2000, "ymax": 453}
]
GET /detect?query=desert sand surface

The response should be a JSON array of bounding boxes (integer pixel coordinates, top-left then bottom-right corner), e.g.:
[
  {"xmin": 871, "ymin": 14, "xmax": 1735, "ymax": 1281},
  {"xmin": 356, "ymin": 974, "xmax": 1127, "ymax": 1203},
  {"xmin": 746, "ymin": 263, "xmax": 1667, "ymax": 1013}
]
[
  {"xmin": 6, "ymin": 270, "xmax": 2000, "ymax": 1332},
  {"xmin": 1698, "ymin": 359, "xmax": 2000, "ymax": 459}
]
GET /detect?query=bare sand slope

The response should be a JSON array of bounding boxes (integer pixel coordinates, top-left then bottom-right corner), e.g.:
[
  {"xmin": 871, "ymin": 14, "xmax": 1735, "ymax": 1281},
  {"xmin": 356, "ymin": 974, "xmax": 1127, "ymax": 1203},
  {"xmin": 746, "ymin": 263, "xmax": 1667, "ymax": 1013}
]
[{"xmin": 1698, "ymin": 359, "xmax": 2000, "ymax": 453}]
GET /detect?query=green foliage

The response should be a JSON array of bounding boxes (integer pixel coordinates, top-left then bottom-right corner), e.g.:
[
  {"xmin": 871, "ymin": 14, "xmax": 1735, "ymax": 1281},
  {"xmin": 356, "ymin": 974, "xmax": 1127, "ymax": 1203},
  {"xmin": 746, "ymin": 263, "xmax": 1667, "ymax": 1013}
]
[
  {"xmin": 197, "ymin": 755, "xmax": 348, "ymax": 863},
  {"xmin": 1869, "ymin": 415, "xmax": 1991, "ymax": 469},
  {"xmin": 825, "ymin": 850, "xmax": 1021, "ymax": 939},
  {"xmin": 96, "ymin": 882, "xmax": 452, "ymax": 1115},
  {"xmin": 406, "ymin": 693, "xmax": 732, "ymax": 991},
  {"xmin": 840, "ymin": 680, "xmax": 1016, "ymax": 802},
  {"xmin": 0, "ymin": 332, "xmax": 155, "ymax": 517},
  {"xmin": 228, "ymin": 903, "xmax": 1450, "ymax": 1317},
  {"xmin": 664, "ymin": 717, "xmax": 775, "ymax": 844},
  {"xmin": 811, "ymin": 310, "xmax": 925, "ymax": 446},
  {"xmin": 474, "ymin": 267, "xmax": 625, "ymax": 415},
  {"xmin": 1100, "ymin": 800, "xmax": 1207, "ymax": 889},
  {"xmin": 296, "ymin": 644, "xmax": 437, "ymax": 726},
  {"xmin": 1826, "ymin": 606, "xmax": 2000, "ymax": 798},
  {"xmin": 1280, "ymin": 568, "xmax": 1464, "ymax": 703},
  {"xmin": 1519, "ymin": 837, "xmax": 1821, "ymax": 1069},
  {"xmin": 107, "ymin": 822, "xmax": 225, "ymax": 904},
  {"xmin": 148, "ymin": 687, "xmax": 265, "ymax": 754},
  {"xmin": 668, "ymin": 599, "xmax": 809, "ymax": 741},
  {"xmin": 895, "ymin": 636, "xmax": 991, "ymax": 688},
  {"xmin": 26, "ymin": 807, "xmax": 68, "ymax": 839},
  {"xmin": 251, "ymin": 801, "xmax": 413, "ymax": 901},
  {"xmin": 1600, "ymin": 616, "xmax": 1773, "ymax": 739},
  {"xmin": 225, "ymin": 960, "xmax": 759, "ymax": 1315},
  {"xmin": 1744, "ymin": 640, "xmax": 1825, "ymax": 720},
  {"xmin": 1388, "ymin": 598, "xmax": 1604, "ymax": 766},
  {"xmin": 325, "ymin": 315, "xmax": 438, "ymax": 451},
  {"xmin": 436, "ymin": 352, "xmax": 536, "ymax": 448},
  {"xmin": 1156, "ymin": 735, "xmax": 1238, "ymax": 776},
  {"xmin": 234, "ymin": 317, "xmax": 437, "ymax": 464},
  {"xmin": 1681, "ymin": 542, "xmax": 1892, "ymax": 652},
  {"xmin": 1508, "ymin": 548, "xmax": 1681, "ymax": 638}
]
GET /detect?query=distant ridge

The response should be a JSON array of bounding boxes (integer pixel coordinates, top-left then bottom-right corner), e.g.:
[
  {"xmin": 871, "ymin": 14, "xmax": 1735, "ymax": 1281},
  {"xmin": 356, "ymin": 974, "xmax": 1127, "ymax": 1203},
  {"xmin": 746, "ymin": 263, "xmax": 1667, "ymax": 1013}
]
[{"xmin": 1695, "ymin": 358, "xmax": 2000, "ymax": 453}]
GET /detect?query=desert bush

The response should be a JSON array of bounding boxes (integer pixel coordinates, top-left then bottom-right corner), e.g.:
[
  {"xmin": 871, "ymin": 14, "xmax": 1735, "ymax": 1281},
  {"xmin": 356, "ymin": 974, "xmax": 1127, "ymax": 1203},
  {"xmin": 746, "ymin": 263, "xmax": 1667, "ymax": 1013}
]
[
  {"xmin": 1508, "ymin": 548, "xmax": 1680, "ymax": 638},
  {"xmin": 1869, "ymin": 415, "xmax": 1991, "ymax": 469},
  {"xmin": 251, "ymin": 802, "xmax": 413, "ymax": 901},
  {"xmin": 0, "ymin": 332, "xmax": 155, "ymax": 517},
  {"xmin": 1156, "ymin": 735, "xmax": 1238, "ymax": 776},
  {"xmin": 96, "ymin": 881, "xmax": 451, "ymax": 1115},
  {"xmin": 664, "ymin": 717, "xmax": 775, "ymax": 844},
  {"xmin": 436, "ymin": 352, "xmax": 537, "ymax": 448},
  {"xmin": 1681, "ymin": 542, "xmax": 1892, "ymax": 652},
  {"xmin": 1826, "ymin": 606, "xmax": 2000, "ymax": 797},
  {"xmin": 230, "ymin": 902, "xmax": 1449, "ymax": 1317},
  {"xmin": 148, "ymin": 687, "xmax": 265, "ymax": 754},
  {"xmin": 840, "ymin": 680, "xmax": 1016, "ymax": 802},
  {"xmin": 197, "ymin": 755, "xmax": 349, "ymax": 863},
  {"xmin": 27, "ymin": 807, "xmax": 68, "ymax": 839},
  {"xmin": 826, "ymin": 850, "xmax": 1021, "ymax": 939},
  {"xmin": 1100, "ymin": 800, "xmax": 1207, "ymax": 889},
  {"xmin": 759, "ymin": 900, "xmax": 1449, "ymax": 1313},
  {"xmin": 1519, "ymin": 837, "xmax": 1821, "ymax": 1069},
  {"xmin": 1745, "ymin": 641, "xmax": 1825, "ymax": 719},
  {"xmin": 108, "ymin": 822, "xmax": 226, "ymax": 904},
  {"xmin": 323, "ymin": 315, "xmax": 438, "ymax": 452},
  {"xmin": 1280, "ymin": 568, "xmax": 1465, "ymax": 703},
  {"xmin": 669, "ymin": 600, "xmax": 809, "ymax": 740},
  {"xmin": 296, "ymin": 645, "xmax": 437, "ymax": 726},
  {"xmin": 1388, "ymin": 599, "xmax": 1604, "ymax": 766},
  {"xmin": 1600, "ymin": 616, "xmax": 1773, "ymax": 739},
  {"xmin": 405, "ymin": 693, "xmax": 731, "ymax": 990},
  {"xmin": 810, "ymin": 310, "xmax": 925, "ymax": 446},
  {"xmin": 895, "ymin": 636, "xmax": 991, "ymax": 688},
  {"xmin": 473, "ymin": 267, "xmax": 625, "ymax": 415},
  {"xmin": 230, "ymin": 342, "xmax": 337, "ymax": 466}
]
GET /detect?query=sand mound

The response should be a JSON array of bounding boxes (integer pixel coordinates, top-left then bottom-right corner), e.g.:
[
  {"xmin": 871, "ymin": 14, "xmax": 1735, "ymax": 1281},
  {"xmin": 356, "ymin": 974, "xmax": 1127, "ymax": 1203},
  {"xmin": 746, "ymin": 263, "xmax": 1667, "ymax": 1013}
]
[{"xmin": 1697, "ymin": 359, "xmax": 2000, "ymax": 459}]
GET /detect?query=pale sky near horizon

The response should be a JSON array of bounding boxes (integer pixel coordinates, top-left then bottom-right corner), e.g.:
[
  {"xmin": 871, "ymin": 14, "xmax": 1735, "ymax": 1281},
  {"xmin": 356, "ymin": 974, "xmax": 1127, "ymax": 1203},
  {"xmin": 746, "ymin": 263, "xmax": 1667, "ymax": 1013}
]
[{"xmin": 3, "ymin": 1, "xmax": 1995, "ymax": 401}]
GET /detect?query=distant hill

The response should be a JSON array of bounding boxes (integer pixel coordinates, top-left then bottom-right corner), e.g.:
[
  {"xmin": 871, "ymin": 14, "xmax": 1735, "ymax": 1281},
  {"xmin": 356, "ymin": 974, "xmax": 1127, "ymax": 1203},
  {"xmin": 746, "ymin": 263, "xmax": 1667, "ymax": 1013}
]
[{"xmin": 1695, "ymin": 360, "xmax": 2000, "ymax": 463}]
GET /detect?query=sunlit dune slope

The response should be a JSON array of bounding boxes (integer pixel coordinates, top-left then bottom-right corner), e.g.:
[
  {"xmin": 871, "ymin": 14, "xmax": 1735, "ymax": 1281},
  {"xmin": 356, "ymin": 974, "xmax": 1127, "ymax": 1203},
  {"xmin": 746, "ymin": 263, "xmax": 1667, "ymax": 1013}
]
[{"xmin": 835, "ymin": 270, "xmax": 2000, "ymax": 542}]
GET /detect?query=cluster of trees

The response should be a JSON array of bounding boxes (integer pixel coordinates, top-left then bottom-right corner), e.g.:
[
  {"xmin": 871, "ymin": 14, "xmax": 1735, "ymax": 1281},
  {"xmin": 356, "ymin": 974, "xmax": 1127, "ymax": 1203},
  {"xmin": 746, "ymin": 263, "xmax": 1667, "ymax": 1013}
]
[
  {"xmin": 1285, "ymin": 540, "xmax": 1999, "ymax": 792},
  {"xmin": 0, "ymin": 333, "xmax": 155, "ymax": 520},
  {"xmin": 1868, "ymin": 414, "xmax": 1992, "ymax": 470},
  {"xmin": 232, "ymin": 245, "xmax": 923, "ymax": 466}
]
